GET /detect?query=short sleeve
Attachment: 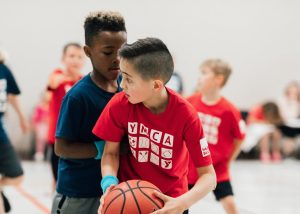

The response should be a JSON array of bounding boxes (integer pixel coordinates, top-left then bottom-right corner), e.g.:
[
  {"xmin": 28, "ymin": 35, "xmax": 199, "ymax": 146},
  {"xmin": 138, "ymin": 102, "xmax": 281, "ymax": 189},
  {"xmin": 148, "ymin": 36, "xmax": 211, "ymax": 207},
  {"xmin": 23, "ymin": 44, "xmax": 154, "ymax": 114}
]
[
  {"xmin": 55, "ymin": 95, "xmax": 83, "ymax": 141},
  {"xmin": 4, "ymin": 66, "xmax": 20, "ymax": 95},
  {"xmin": 183, "ymin": 112, "xmax": 212, "ymax": 167},
  {"xmin": 93, "ymin": 94, "xmax": 126, "ymax": 142}
]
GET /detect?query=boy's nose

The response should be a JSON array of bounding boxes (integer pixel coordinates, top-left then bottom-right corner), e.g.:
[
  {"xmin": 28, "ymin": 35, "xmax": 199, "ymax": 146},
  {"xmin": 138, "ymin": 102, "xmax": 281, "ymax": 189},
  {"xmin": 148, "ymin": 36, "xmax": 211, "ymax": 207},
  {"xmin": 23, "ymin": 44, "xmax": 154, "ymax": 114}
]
[{"xmin": 112, "ymin": 56, "xmax": 120, "ymax": 65}]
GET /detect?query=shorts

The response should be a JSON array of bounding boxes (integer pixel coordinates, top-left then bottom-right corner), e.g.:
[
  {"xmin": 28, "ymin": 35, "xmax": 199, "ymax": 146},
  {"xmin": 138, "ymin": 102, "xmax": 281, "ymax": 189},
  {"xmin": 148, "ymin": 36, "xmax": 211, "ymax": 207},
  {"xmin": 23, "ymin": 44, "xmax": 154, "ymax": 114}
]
[
  {"xmin": 213, "ymin": 180, "xmax": 234, "ymax": 201},
  {"xmin": 0, "ymin": 143, "xmax": 24, "ymax": 178},
  {"xmin": 51, "ymin": 192, "xmax": 100, "ymax": 214},
  {"xmin": 278, "ymin": 125, "xmax": 300, "ymax": 138}
]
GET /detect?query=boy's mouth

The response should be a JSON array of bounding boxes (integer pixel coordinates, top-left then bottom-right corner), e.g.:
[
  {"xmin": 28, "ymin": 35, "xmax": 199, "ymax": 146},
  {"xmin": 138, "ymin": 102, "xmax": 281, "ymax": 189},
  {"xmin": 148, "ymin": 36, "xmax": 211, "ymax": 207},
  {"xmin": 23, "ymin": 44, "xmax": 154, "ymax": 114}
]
[{"xmin": 109, "ymin": 67, "xmax": 120, "ymax": 72}]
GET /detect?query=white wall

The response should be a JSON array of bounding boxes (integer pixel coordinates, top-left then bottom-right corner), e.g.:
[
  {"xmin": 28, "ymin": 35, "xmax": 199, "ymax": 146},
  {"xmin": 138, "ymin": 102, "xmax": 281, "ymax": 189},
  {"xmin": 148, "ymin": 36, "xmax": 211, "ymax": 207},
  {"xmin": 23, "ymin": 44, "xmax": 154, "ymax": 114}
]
[{"xmin": 1, "ymin": 0, "xmax": 300, "ymax": 145}]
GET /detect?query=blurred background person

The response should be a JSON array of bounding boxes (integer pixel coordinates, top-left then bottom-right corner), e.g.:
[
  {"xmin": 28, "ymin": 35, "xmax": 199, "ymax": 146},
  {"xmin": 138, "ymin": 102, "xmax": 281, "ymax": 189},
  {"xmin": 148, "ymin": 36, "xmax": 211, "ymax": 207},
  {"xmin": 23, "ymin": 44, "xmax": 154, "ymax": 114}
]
[
  {"xmin": 0, "ymin": 49, "xmax": 29, "ymax": 213},
  {"xmin": 242, "ymin": 101, "xmax": 282, "ymax": 163},
  {"xmin": 277, "ymin": 81, "xmax": 300, "ymax": 157},
  {"xmin": 31, "ymin": 91, "xmax": 50, "ymax": 161},
  {"xmin": 46, "ymin": 43, "xmax": 85, "ymax": 190}
]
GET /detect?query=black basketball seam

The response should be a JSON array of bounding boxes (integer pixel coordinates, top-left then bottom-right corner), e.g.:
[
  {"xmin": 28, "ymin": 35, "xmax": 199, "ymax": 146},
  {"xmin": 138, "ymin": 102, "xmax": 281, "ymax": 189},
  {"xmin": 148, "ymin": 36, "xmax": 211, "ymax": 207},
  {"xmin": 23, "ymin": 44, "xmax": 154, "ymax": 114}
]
[
  {"xmin": 108, "ymin": 186, "xmax": 160, "ymax": 198},
  {"xmin": 137, "ymin": 180, "xmax": 162, "ymax": 210},
  {"xmin": 125, "ymin": 181, "xmax": 142, "ymax": 214},
  {"xmin": 103, "ymin": 188, "xmax": 126, "ymax": 214}
]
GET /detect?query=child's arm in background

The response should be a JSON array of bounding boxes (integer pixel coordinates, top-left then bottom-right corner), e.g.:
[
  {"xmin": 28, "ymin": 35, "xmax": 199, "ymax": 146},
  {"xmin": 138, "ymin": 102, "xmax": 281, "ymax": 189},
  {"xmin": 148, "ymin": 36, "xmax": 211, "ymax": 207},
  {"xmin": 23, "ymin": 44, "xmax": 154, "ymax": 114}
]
[
  {"xmin": 152, "ymin": 164, "xmax": 216, "ymax": 214},
  {"xmin": 228, "ymin": 139, "xmax": 243, "ymax": 164},
  {"xmin": 8, "ymin": 94, "xmax": 29, "ymax": 133},
  {"xmin": 47, "ymin": 71, "xmax": 66, "ymax": 89}
]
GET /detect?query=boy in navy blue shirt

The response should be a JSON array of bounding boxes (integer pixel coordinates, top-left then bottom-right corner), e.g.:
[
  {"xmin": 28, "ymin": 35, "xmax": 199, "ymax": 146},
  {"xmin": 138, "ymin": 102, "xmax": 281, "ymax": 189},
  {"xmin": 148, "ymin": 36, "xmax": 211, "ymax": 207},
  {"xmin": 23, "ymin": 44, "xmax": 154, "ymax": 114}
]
[{"xmin": 51, "ymin": 11, "xmax": 127, "ymax": 214}]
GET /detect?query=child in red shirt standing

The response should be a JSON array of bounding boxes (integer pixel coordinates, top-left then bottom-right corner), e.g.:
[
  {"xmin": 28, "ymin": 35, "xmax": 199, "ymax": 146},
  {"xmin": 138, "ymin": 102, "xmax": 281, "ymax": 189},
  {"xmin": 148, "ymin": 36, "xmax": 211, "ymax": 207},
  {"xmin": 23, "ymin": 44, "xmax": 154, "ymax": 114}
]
[
  {"xmin": 47, "ymin": 43, "xmax": 84, "ymax": 185},
  {"xmin": 187, "ymin": 59, "xmax": 245, "ymax": 214},
  {"xmin": 93, "ymin": 38, "xmax": 216, "ymax": 214}
]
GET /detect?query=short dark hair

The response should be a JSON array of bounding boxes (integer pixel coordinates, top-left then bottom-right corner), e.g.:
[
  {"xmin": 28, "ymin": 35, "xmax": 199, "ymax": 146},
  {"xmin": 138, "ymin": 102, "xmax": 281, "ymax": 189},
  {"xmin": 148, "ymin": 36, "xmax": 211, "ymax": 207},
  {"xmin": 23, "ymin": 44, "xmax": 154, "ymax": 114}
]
[
  {"xmin": 119, "ymin": 37, "xmax": 174, "ymax": 83},
  {"xmin": 62, "ymin": 42, "xmax": 82, "ymax": 54},
  {"xmin": 84, "ymin": 11, "xmax": 126, "ymax": 46}
]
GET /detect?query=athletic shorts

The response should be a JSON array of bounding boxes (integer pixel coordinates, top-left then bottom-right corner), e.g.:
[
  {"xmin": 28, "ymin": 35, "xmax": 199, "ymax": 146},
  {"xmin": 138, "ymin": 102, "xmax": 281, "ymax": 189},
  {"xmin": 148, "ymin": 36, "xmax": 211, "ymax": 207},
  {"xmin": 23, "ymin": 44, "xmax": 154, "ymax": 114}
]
[
  {"xmin": 278, "ymin": 125, "xmax": 300, "ymax": 138},
  {"xmin": 0, "ymin": 143, "xmax": 24, "ymax": 178},
  {"xmin": 51, "ymin": 192, "xmax": 100, "ymax": 214},
  {"xmin": 213, "ymin": 180, "xmax": 234, "ymax": 201}
]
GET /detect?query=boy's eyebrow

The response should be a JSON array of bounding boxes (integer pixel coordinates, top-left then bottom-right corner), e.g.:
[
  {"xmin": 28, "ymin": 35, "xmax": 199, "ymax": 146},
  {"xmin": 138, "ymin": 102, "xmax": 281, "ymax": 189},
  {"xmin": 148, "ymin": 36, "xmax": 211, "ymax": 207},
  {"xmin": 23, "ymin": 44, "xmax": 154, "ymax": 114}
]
[{"xmin": 121, "ymin": 71, "xmax": 132, "ymax": 77}]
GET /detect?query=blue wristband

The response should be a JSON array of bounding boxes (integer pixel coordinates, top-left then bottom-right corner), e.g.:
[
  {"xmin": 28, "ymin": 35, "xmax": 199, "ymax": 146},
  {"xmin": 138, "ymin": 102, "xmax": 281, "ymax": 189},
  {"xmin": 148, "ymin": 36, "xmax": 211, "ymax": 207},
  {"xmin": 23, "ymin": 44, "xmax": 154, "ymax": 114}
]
[
  {"xmin": 94, "ymin": 140, "xmax": 105, "ymax": 160},
  {"xmin": 101, "ymin": 175, "xmax": 119, "ymax": 193}
]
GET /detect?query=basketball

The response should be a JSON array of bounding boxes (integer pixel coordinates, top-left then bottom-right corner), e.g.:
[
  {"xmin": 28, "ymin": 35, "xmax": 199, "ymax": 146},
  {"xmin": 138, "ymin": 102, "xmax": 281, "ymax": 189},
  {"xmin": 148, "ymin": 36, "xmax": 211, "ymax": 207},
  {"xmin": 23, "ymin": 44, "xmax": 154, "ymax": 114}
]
[{"xmin": 102, "ymin": 179, "xmax": 164, "ymax": 214}]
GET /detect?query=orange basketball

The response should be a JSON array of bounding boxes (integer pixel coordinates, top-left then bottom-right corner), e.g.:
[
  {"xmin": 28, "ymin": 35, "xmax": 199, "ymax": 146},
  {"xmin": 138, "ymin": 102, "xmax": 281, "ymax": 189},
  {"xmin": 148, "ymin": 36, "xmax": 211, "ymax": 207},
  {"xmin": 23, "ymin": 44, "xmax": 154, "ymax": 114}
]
[{"xmin": 102, "ymin": 179, "xmax": 164, "ymax": 214}]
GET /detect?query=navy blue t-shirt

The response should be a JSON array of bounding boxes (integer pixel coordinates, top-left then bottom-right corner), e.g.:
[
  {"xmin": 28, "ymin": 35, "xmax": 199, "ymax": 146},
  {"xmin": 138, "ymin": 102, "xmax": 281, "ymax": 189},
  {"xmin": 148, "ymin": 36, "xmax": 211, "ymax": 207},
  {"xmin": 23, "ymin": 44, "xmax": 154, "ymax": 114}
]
[
  {"xmin": 0, "ymin": 63, "xmax": 21, "ymax": 144},
  {"xmin": 55, "ymin": 74, "xmax": 121, "ymax": 198}
]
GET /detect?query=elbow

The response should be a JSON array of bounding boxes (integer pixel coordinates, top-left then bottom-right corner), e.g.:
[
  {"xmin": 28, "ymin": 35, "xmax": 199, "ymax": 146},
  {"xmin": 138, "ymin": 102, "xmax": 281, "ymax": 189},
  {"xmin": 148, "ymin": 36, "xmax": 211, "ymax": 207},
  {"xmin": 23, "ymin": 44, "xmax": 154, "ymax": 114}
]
[{"xmin": 54, "ymin": 139, "xmax": 65, "ymax": 157}]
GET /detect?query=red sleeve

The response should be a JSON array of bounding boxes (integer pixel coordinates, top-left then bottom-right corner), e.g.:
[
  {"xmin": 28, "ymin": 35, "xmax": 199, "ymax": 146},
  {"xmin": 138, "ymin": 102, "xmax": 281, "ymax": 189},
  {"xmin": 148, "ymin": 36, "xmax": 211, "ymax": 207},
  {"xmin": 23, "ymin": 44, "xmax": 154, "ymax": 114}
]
[
  {"xmin": 248, "ymin": 105, "xmax": 264, "ymax": 123},
  {"xmin": 230, "ymin": 107, "xmax": 246, "ymax": 140},
  {"xmin": 92, "ymin": 93, "xmax": 127, "ymax": 142},
  {"xmin": 183, "ymin": 110, "xmax": 212, "ymax": 167}
]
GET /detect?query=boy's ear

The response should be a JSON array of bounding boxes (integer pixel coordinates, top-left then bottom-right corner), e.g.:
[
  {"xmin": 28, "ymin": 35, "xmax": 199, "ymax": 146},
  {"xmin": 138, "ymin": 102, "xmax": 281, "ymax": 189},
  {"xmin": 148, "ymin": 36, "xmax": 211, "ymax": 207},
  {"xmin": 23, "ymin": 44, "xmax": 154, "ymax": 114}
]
[
  {"xmin": 153, "ymin": 79, "xmax": 164, "ymax": 91},
  {"xmin": 84, "ymin": 45, "xmax": 91, "ymax": 58},
  {"xmin": 215, "ymin": 74, "xmax": 225, "ymax": 87}
]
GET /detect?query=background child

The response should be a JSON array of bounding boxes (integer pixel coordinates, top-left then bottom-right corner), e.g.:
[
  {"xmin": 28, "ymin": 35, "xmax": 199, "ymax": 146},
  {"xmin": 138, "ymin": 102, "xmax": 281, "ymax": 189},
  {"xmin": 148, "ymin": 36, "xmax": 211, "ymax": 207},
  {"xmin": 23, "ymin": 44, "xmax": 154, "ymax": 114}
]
[
  {"xmin": 187, "ymin": 59, "xmax": 245, "ymax": 214},
  {"xmin": 93, "ymin": 38, "xmax": 216, "ymax": 214},
  {"xmin": 0, "ymin": 49, "xmax": 29, "ymax": 213},
  {"xmin": 46, "ymin": 42, "xmax": 84, "ymax": 187},
  {"xmin": 31, "ymin": 91, "xmax": 50, "ymax": 161},
  {"xmin": 243, "ymin": 101, "xmax": 282, "ymax": 162},
  {"xmin": 51, "ymin": 11, "xmax": 127, "ymax": 214},
  {"xmin": 277, "ymin": 81, "xmax": 300, "ymax": 156}
]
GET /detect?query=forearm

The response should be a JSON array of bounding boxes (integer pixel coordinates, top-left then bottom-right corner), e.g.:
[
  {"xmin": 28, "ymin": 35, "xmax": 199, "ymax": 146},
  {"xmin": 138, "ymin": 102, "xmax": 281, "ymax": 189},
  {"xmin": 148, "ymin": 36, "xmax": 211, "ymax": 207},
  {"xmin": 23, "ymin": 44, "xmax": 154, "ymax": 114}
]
[
  {"xmin": 55, "ymin": 138, "xmax": 98, "ymax": 159},
  {"xmin": 101, "ymin": 153, "xmax": 119, "ymax": 177},
  {"xmin": 177, "ymin": 165, "xmax": 216, "ymax": 210},
  {"xmin": 229, "ymin": 140, "xmax": 243, "ymax": 162},
  {"xmin": 101, "ymin": 142, "xmax": 120, "ymax": 177},
  {"xmin": 8, "ymin": 95, "xmax": 26, "ymax": 120}
]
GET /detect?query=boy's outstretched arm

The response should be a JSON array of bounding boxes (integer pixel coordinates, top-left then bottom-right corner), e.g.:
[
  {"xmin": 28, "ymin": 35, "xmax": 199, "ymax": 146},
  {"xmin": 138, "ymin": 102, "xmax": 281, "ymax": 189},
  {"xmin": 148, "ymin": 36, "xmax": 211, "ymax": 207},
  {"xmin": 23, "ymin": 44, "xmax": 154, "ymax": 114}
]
[
  {"xmin": 55, "ymin": 138, "xmax": 98, "ymax": 159},
  {"xmin": 151, "ymin": 164, "xmax": 216, "ymax": 214},
  {"xmin": 98, "ymin": 142, "xmax": 121, "ymax": 214}
]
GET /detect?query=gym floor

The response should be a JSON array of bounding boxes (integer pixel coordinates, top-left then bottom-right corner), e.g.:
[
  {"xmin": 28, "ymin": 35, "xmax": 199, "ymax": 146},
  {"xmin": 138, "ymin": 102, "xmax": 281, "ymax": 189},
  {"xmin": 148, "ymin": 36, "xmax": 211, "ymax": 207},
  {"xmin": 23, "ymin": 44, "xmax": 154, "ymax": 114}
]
[{"xmin": 4, "ymin": 160, "xmax": 300, "ymax": 214}]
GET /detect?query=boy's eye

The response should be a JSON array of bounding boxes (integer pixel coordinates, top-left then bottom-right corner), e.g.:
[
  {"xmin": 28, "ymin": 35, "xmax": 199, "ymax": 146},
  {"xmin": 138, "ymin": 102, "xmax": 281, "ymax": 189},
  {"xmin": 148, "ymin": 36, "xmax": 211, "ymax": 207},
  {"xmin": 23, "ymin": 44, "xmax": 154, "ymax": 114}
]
[
  {"xmin": 126, "ymin": 78, "xmax": 133, "ymax": 84},
  {"xmin": 103, "ymin": 52, "xmax": 113, "ymax": 56}
]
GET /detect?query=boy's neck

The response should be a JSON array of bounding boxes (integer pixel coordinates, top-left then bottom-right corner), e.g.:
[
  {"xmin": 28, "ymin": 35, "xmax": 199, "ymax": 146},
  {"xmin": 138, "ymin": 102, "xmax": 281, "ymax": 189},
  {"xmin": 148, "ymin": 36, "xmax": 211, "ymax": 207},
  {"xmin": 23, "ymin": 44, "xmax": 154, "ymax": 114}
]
[
  {"xmin": 143, "ymin": 87, "xmax": 169, "ymax": 114},
  {"xmin": 90, "ymin": 71, "xmax": 118, "ymax": 93},
  {"xmin": 201, "ymin": 89, "xmax": 222, "ymax": 105}
]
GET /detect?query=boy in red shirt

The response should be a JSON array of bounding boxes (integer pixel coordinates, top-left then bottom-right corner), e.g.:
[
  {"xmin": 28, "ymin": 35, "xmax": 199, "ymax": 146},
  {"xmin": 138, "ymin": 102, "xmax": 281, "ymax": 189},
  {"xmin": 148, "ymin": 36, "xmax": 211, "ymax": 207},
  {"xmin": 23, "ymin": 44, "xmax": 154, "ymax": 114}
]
[
  {"xmin": 187, "ymin": 59, "xmax": 245, "ymax": 214},
  {"xmin": 47, "ymin": 43, "xmax": 84, "ymax": 185},
  {"xmin": 93, "ymin": 38, "xmax": 216, "ymax": 214}
]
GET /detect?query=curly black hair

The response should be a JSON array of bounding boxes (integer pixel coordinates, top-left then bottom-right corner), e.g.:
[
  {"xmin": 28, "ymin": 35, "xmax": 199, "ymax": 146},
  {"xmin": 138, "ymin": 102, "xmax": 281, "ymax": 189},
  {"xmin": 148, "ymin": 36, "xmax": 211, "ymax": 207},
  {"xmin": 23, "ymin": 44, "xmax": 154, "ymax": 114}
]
[{"xmin": 84, "ymin": 11, "xmax": 126, "ymax": 46}]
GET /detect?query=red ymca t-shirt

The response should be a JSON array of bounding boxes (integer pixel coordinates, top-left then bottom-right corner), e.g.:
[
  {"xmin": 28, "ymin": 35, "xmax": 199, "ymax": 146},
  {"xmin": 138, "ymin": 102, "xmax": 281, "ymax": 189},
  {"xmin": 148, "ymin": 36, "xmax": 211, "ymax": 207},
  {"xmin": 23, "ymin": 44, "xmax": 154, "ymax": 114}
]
[
  {"xmin": 187, "ymin": 93, "xmax": 245, "ymax": 183},
  {"xmin": 47, "ymin": 69, "xmax": 81, "ymax": 144},
  {"xmin": 93, "ymin": 89, "xmax": 212, "ymax": 197}
]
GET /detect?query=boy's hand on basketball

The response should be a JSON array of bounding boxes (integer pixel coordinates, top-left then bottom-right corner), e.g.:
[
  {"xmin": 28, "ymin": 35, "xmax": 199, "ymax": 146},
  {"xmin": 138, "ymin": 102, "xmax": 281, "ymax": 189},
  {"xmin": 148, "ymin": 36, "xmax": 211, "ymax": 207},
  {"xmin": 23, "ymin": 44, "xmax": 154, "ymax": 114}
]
[
  {"xmin": 150, "ymin": 190, "xmax": 186, "ymax": 214},
  {"xmin": 98, "ymin": 185, "xmax": 115, "ymax": 214}
]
